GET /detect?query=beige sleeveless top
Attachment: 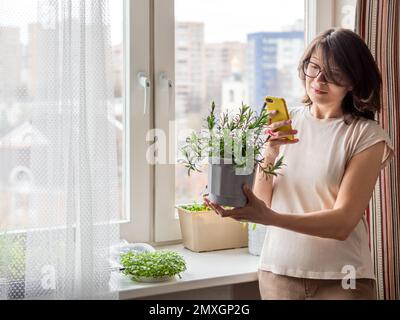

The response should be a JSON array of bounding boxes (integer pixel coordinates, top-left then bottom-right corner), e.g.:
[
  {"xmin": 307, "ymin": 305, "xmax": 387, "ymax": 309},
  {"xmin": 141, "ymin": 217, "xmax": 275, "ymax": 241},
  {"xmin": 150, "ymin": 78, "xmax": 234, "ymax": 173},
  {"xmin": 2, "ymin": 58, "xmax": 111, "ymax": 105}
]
[{"xmin": 259, "ymin": 106, "xmax": 394, "ymax": 279}]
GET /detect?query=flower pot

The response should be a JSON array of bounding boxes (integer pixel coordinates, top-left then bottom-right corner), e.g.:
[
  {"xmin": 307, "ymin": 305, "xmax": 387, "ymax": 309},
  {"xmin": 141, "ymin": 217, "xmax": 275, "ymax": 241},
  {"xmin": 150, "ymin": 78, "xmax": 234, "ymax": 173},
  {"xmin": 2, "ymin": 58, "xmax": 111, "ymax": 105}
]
[
  {"xmin": 208, "ymin": 158, "xmax": 255, "ymax": 207},
  {"xmin": 248, "ymin": 223, "xmax": 267, "ymax": 256},
  {"xmin": 176, "ymin": 205, "xmax": 248, "ymax": 252}
]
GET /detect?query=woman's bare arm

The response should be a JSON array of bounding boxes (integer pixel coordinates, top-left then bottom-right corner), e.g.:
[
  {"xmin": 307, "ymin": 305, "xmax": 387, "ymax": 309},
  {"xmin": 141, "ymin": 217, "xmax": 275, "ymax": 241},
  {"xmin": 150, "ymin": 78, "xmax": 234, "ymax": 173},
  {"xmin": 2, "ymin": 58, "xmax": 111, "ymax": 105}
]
[
  {"xmin": 253, "ymin": 148, "xmax": 280, "ymax": 208},
  {"xmin": 209, "ymin": 141, "xmax": 386, "ymax": 241},
  {"xmin": 270, "ymin": 141, "xmax": 386, "ymax": 240}
]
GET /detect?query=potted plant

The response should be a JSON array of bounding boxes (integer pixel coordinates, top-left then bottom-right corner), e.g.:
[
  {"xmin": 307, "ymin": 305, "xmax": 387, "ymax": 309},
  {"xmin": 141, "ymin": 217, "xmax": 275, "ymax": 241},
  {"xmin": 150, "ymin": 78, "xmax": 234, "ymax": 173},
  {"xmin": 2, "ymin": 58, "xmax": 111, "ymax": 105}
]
[
  {"xmin": 120, "ymin": 250, "xmax": 187, "ymax": 283},
  {"xmin": 179, "ymin": 102, "xmax": 285, "ymax": 255},
  {"xmin": 176, "ymin": 202, "xmax": 248, "ymax": 252},
  {"xmin": 180, "ymin": 102, "xmax": 284, "ymax": 208}
]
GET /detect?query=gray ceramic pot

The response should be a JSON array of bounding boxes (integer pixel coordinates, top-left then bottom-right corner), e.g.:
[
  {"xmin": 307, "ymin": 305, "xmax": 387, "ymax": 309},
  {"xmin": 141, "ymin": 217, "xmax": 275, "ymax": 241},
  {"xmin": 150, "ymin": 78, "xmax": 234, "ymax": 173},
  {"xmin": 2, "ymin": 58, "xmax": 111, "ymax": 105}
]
[{"xmin": 208, "ymin": 158, "xmax": 255, "ymax": 207}]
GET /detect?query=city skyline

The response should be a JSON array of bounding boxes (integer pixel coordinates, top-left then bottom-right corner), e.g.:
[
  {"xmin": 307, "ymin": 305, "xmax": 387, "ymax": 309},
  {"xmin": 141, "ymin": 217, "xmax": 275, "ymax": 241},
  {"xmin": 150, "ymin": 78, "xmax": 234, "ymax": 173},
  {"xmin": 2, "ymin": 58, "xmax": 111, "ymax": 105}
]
[
  {"xmin": 1, "ymin": 13, "xmax": 306, "ymax": 209},
  {"xmin": 0, "ymin": 0, "xmax": 123, "ymax": 45},
  {"xmin": 1, "ymin": 0, "xmax": 305, "ymax": 44},
  {"xmin": 174, "ymin": 21, "xmax": 305, "ymax": 204},
  {"xmin": 175, "ymin": 0, "xmax": 305, "ymax": 43},
  {"xmin": 174, "ymin": 21, "xmax": 304, "ymax": 117},
  {"xmin": 0, "ymin": 19, "xmax": 304, "ymax": 99}
]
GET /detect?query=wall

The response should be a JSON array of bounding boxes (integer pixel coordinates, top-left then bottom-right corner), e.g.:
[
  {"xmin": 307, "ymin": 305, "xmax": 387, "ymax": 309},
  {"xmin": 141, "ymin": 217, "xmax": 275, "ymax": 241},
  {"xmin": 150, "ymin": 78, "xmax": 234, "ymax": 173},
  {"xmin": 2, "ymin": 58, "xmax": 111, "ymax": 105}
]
[
  {"xmin": 335, "ymin": 0, "xmax": 357, "ymax": 29},
  {"xmin": 136, "ymin": 281, "xmax": 261, "ymax": 300}
]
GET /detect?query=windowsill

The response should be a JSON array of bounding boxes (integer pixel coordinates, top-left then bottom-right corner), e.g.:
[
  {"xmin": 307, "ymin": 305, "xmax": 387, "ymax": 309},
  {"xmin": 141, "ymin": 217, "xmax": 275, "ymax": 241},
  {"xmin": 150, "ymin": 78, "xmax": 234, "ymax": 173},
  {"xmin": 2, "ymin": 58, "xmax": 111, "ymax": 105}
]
[{"xmin": 114, "ymin": 244, "xmax": 260, "ymax": 300}]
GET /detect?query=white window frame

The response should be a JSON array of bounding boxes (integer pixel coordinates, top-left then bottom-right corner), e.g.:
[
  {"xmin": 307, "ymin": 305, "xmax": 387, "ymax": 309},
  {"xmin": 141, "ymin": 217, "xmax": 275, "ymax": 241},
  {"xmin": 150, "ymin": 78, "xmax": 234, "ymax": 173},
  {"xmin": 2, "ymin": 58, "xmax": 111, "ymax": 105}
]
[
  {"xmin": 305, "ymin": 0, "xmax": 335, "ymax": 44},
  {"xmin": 120, "ymin": 0, "xmax": 154, "ymax": 244},
  {"xmin": 306, "ymin": 0, "xmax": 357, "ymax": 45},
  {"xmin": 335, "ymin": 0, "xmax": 357, "ymax": 30},
  {"xmin": 153, "ymin": 0, "xmax": 182, "ymax": 242}
]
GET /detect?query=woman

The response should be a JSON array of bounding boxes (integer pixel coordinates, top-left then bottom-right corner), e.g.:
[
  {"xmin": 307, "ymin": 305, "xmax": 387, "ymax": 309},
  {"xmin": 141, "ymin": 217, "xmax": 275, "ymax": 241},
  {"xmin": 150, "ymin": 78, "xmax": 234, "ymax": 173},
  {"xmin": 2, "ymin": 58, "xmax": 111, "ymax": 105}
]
[{"xmin": 205, "ymin": 28, "xmax": 394, "ymax": 300}]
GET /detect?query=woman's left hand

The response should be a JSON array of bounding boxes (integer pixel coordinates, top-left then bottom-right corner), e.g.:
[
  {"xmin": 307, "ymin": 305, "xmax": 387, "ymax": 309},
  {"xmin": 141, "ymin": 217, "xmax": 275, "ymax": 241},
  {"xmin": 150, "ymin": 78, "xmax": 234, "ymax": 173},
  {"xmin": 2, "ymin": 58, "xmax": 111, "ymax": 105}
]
[{"xmin": 204, "ymin": 184, "xmax": 277, "ymax": 226}]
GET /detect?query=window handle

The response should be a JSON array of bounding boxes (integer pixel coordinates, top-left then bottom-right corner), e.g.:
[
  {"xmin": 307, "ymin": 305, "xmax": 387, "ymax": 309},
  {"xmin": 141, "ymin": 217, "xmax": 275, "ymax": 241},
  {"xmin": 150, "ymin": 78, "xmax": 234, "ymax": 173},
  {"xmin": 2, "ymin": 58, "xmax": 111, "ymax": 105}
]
[
  {"xmin": 137, "ymin": 72, "xmax": 150, "ymax": 114},
  {"xmin": 159, "ymin": 73, "xmax": 173, "ymax": 89},
  {"xmin": 159, "ymin": 73, "xmax": 173, "ymax": 114}
]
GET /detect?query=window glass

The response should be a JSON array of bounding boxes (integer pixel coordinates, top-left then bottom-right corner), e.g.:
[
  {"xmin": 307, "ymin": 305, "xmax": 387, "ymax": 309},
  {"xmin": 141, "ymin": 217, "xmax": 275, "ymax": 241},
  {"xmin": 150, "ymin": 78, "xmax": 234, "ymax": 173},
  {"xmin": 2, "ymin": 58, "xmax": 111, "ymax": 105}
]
[
  {"xmin": 175, "ymin": 0, "xmax": 305, "ymax": 205},
  {"xmin": 0, "ymin": 1, "xmax": 124, "ymax": 231}
]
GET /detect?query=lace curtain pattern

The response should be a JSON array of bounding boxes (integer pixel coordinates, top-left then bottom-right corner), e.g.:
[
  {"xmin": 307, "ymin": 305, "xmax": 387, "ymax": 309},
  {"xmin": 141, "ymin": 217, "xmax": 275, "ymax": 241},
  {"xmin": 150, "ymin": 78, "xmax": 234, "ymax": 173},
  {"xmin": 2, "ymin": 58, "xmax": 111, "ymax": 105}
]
[{"xmin": 0, "ymin": 0, "xmax": 120, "ymax": 299}]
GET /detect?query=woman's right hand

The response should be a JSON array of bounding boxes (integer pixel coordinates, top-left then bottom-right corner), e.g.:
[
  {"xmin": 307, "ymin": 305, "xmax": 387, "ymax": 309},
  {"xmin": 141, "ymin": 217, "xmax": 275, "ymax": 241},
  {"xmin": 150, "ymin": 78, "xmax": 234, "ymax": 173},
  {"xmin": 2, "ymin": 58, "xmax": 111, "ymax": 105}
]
[{"xmin": 265, "ymin": 114, "xmax": 299, "ymax": 155}]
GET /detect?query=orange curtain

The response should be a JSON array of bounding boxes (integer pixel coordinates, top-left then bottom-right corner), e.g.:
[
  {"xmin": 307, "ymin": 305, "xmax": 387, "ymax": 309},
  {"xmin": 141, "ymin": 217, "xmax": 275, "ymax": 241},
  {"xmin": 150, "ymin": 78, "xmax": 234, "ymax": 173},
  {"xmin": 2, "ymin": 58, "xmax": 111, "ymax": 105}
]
[{"xmin": 356, "ymin": 0, "xmax": 400, "ymax": 300}]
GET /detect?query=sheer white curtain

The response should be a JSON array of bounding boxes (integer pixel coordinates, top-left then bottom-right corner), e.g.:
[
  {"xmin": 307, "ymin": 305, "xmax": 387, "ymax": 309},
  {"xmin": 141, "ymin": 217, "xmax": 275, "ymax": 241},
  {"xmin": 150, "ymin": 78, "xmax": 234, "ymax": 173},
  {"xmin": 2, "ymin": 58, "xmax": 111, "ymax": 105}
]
[{"xmin": 0, "ymin": 0, "xmax": 120, "ymax": 299}]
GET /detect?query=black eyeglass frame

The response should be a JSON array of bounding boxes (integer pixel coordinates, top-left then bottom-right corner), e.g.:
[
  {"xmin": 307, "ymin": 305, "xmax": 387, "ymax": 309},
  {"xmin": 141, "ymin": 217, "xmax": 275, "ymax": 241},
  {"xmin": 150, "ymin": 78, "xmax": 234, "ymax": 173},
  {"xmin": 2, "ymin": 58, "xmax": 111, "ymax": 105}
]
[
  {"xmin": 302, "ymin": 60, "xmax": 347, "ymax": 85},
  {"xmin": 302, "ymin": 60, "xmax": 327, "ymax": 79}
]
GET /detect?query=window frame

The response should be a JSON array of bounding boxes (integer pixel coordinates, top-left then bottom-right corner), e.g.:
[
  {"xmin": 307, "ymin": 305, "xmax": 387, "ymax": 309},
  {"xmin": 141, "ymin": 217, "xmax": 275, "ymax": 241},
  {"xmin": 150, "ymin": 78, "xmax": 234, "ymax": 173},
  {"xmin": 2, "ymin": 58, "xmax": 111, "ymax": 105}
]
[
  {"xmin": 153, "ymin": 0, "xmax": 182, "ymax": 243},
  {"xmin": 306, "ymin": 0, "xmax": 357, "ymax": 45},
  {"xmin": 120, "ymin": 0, "xmax": 154, "ymax": 244}
]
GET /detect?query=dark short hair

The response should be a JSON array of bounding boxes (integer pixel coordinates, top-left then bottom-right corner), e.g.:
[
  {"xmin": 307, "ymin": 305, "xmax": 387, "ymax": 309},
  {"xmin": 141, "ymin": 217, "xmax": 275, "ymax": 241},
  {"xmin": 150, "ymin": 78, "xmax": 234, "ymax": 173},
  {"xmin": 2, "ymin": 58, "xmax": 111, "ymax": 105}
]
[{"xmin": 298, "ymin": 28, "xmax": 382, "ymax": 122}]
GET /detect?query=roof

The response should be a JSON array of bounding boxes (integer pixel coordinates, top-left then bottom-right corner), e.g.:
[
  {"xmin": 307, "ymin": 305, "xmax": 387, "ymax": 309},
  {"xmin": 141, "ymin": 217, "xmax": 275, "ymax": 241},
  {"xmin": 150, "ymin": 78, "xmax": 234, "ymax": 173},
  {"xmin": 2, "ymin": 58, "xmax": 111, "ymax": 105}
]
[{"xmin": 0, "ymin": 121, "xmax": 48, "ymax": 148}]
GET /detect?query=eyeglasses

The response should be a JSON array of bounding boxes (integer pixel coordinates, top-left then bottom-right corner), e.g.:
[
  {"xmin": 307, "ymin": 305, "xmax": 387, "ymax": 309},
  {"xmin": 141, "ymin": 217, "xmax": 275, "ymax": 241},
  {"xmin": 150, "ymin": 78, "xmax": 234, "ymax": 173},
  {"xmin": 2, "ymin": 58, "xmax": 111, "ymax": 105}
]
[{"xmin": 303, "ymin": 60, "xmax": 345, "ymax": 84}]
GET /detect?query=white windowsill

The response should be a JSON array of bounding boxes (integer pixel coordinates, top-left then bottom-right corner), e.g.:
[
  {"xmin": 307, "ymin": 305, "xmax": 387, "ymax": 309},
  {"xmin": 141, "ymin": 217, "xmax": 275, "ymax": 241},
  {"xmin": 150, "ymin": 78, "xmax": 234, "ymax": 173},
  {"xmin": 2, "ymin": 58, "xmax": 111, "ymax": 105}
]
[{"xmin": 114, "ymin": 244, "xmax": 260, "ymax": 300}]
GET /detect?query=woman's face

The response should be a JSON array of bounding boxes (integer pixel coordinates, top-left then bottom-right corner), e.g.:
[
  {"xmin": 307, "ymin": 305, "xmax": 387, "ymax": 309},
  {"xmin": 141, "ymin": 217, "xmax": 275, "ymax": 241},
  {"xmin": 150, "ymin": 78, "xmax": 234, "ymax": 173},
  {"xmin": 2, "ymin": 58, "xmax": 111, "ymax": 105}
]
[{"xmin": 304, "ymin": 51, "xmax": 352, "ymax": 108}]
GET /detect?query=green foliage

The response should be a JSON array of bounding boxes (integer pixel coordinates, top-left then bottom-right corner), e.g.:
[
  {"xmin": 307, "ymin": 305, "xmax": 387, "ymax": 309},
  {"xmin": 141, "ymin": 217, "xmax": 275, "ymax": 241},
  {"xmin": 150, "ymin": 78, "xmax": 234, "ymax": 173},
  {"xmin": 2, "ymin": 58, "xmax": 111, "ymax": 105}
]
[
  {"xmin": 240, "ymin": 221, "xmax": 258, "ymax": 231},
  {"xmin": 0, "ymin": 234, "xmax": 26, "ymax": 280},
  {"xmin": 261, "ymin": 154, "xmax": 285, "ymax": 177},
  {"xmin": 179, "ymin": 102, "xmax": 285, "ymax": 179},
  {"xmin": 179, "ymin": 202, "xmax": 210, "ymax": 212},
  {"xmin": 120, "ymin": 250, "xmax": 187, "ymax": 281},
  {"xmin": 207, "ymin": 101, "xmax": 217, "ymax": 131},
  {"xmin": 179, "ymin": 203, "xmax": 257, "ymax": 229}
]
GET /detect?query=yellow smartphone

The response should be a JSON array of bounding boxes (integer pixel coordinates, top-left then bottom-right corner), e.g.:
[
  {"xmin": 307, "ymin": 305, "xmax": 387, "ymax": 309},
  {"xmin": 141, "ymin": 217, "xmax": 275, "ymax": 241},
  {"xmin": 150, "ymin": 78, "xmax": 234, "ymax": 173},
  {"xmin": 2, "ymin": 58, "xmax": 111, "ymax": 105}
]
[{"xmin": 264, "ymin": 96, "xmax": 294, "ymax": 140}]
